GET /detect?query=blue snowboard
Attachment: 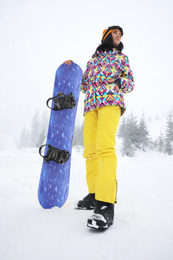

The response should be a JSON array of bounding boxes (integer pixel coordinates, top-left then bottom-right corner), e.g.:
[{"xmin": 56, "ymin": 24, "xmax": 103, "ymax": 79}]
[{"xmin": 38, "ymin": 63, "xmax": 83, "ymax": 209}]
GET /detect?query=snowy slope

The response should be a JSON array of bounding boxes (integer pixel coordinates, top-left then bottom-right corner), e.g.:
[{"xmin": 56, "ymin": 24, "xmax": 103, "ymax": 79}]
[{"xmin": 0, "ymin": 146, "xmax": 173, "ymax": 260}]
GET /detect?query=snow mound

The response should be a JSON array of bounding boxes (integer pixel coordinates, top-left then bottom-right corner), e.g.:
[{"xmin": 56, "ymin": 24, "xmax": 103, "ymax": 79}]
[{"xmin": 0, "ymin": 148, "xmax": 173, "ymax": 260}]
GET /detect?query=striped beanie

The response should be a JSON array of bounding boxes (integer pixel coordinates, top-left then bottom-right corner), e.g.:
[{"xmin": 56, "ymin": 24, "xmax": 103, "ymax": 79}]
[{"xmin": 102, "ymin": 26, "xmax": 123, "ymax": 43}]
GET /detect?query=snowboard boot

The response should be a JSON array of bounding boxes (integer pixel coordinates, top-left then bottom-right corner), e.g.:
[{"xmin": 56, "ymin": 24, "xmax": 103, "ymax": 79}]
[
  {"xmin": 75, "ymin": 193, "xmax": 96, "ymax": 210},
  {"xmin": 87, "ymin": 200, "xmax": 114, "ymax": 230}
]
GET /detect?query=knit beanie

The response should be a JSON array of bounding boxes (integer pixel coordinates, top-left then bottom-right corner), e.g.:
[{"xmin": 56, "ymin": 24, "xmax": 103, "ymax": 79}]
[{"xmin": 102, "ymin": 26, "xmax": 123, "ymax": 43}]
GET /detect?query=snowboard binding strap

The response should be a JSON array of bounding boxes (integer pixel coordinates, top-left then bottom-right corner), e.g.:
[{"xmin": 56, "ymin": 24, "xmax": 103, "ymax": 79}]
[
  {"xmin": 46, "ymin": 92, "xmax": 76, "ymax": 111},
  {"xmin": 39, "ymin": 144, "xmax": 70, "ymax": 165}
]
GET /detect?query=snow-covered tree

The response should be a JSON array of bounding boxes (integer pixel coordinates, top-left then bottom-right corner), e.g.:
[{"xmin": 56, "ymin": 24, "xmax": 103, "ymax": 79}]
[
  {"xmin": 138, "ymin": 114, "xmax": 150, "ymax": 151},
  {"xmin": 127, "ymin": 112, "xmax": 140, "ymax": 149},
  {"xmin": 73, "ymin": 123, "xmax": 84, "ymax": 147},
  {"xmin": 37, "ymin": 110, "xmax": 49, "ymax": 148},
  {"xmin": 164, "ymin": 111, "xmax": 173, "ymax": 155},
  {"xmin": 19, "ymin": 127, "xmax": 30, "ymax": 148},
  {"xmin": 121, "ymin": 132, "xmax": 136, "ymax": 157},
  {"xmin": 157, "ymin": 132, "xmax": 164, "ymax": 153},
  {"xmin": 19, "ymin": 109, "xmax": 49, "ymax": 148},
  {"xmin": 119, "ymin": 112, "xmax": 139, "ymax": 156},
  {"xmin": 118, "ymin": 112, "xmax": 151, "ymax": 156},
  {"xmin": 118, "ymin": 117, "xmax": 126, "ymax": 138},
  {"xmin": 30, "ymin": 109, "xmax": 40, "ymax": 147}
]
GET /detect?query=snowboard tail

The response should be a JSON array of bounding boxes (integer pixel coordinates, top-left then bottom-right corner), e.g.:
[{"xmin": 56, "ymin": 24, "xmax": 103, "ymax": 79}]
[{"xmin": 38, "ymin": 63, "xmax": 83, "ymax": 209}]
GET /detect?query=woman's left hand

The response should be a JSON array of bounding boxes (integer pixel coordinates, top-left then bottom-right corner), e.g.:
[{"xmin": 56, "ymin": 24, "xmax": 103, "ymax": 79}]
[
  {"xmin": 107, "ymin": 78, "xmax": 120, "ymax": 91},
  {"xmin": 64, "ymin": 60, "xmax": 73, "ymax": 65}
]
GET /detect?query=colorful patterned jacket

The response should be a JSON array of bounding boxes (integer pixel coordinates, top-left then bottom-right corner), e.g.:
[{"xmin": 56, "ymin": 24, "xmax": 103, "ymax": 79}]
[{"xmin": 81, "ymin": 48, "xmax": 134, "ymax": 116}]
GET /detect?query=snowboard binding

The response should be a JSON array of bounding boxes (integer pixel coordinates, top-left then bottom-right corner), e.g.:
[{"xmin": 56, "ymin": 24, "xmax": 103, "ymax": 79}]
[
  {"xmin": 39, "ymin": 144, "xmax": 70, "ymax": 165},
  {"xmin": 46, "ymin": 92, "xmax": 76, "ymax": 111}
]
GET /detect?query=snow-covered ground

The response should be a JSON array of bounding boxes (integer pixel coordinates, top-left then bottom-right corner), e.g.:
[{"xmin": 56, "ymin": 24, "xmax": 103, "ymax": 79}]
[{"xmin": 0, "ymin": 145, "xmax": 173, "ymax": 260}]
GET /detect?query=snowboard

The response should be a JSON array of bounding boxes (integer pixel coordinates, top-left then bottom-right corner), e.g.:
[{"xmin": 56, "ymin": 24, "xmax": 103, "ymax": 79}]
[{"xmin": 38, "ymin": 62, "xmax": 83, "ymax": 209}]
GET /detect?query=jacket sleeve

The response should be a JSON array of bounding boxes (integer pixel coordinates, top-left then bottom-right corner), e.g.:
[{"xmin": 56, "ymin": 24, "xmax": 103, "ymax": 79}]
[
  {"xmin": 81, "ymin": 61, "xmax": 90, "ymax": 94},
  {"xmin": 119, "ymin": 55, "xmax": 134, "ymax": 94}
]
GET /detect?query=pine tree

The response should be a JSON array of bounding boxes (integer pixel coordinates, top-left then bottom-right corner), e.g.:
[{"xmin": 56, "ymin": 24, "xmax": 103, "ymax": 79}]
[
  {"xmin": 19, "ymin": 127, "xmax": 30, "ymax": 148},
  {"xmin": 72, "ymin": 123, "xmax": 84, "ymax": 146},
  {"xmin": 164, "ymin": 111, "xmax": 173, "ymax": 155},
  {"xmin": 121, "ymin": 132, "xmax": 135, "ymax": 157},
  {"xmin": 30, "ymin": 109, "xmax": 40, "ymax": 147},
  {"xmin": 138, "ymin": 114, "xmax": 150, "ymax": 151},
  {"xmin": 126, "ymin": 112, "xmax": 140, "ymax": 149},
  {"xmin": 157, "ymin": 132, "xmax": 164, "ymax": 153},
  {"xmin": 118, "ymin": 117, "xmax": 126, "ymax": 138},
  {"xmin": 118, "ymin": 112, "xmax": 152, "ymax": 156},
  {"xmin": 37, "ymin": 110, "xmax": 49, "ymax": 147},
  {"xmin": 119, "ymin": 112, "xmax": 139, "ymax": 156}
]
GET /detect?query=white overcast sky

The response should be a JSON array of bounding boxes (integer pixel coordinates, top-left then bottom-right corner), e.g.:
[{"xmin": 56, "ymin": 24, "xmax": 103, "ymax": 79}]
[{"xmin": 0, "ymin": 0, "xmax": 173, "ymax": 141}]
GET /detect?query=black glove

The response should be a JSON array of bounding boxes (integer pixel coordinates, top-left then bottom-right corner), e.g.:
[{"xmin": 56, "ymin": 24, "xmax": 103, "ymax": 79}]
[{"xmin": 114, "ymin": 78, "xmax": 121, "ymax": 89}]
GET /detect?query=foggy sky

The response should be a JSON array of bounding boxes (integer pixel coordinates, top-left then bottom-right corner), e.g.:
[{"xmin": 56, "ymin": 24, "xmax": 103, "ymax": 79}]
[{"xmin": 0, "ymin": 0, "xmax": 173, "ymax": 143}]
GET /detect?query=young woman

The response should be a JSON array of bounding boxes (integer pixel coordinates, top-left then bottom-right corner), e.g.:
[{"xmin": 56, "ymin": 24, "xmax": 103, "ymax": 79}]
[{"xmin": 64, "ymin": 25, "xmax": 134, "ymax": 230}]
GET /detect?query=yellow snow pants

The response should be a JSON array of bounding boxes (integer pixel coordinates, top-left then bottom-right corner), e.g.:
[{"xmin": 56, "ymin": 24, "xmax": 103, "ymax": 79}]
[{"xmin": 83, "ymin": 105, "xmax": 121, "ymax": 204}]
